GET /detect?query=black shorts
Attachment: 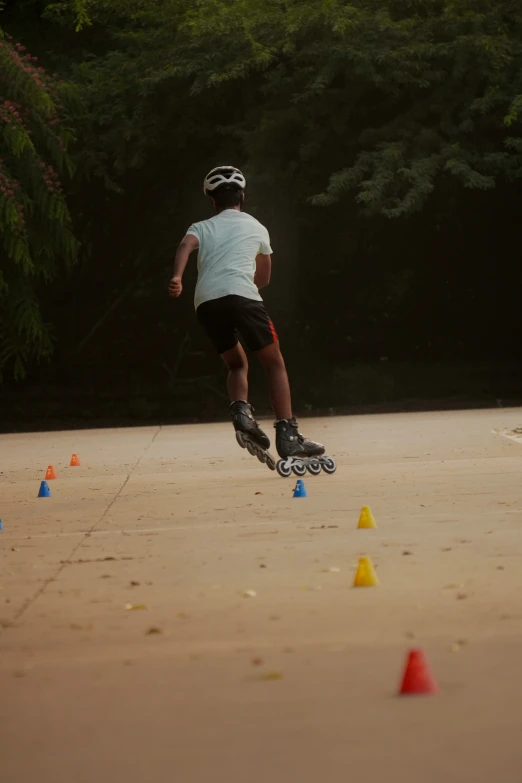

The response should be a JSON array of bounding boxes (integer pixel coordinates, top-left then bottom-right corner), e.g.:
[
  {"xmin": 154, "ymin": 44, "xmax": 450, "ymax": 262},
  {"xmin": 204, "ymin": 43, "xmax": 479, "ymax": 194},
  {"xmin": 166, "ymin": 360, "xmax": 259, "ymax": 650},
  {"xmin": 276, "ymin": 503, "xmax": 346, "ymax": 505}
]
[{"xmin": 196, "ymin": 295, "xmax": 278, "ymax": 355}]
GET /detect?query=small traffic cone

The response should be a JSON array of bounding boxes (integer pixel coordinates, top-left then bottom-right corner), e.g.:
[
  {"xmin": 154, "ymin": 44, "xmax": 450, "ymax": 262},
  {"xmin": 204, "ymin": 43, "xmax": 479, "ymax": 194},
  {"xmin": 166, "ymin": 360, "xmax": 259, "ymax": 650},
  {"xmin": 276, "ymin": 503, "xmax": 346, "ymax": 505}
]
[
  {"xmin": 70, "ymin": 453, "xmax": 80, "ymax": 467},
  {"xmin": 45, "ymin": 465, "xmax": 58, "ymax": 480},
  {"xmin": 293, "ymin": 479, "xmax": 308, "ymax": 498},
  {"xmin": 353, "ymin": 556, "xmax": 378, "ymax": 586},
  {"xmin": 38, "ymin": 480, "xmax": 52, "ymax": 498},
  {"xmin": 399, "ymin": 648, "xmax": 438, "ymax": 695},
  {"xmin": 357, "ymin": 505, "xmax": 377, "ymax": 529}
]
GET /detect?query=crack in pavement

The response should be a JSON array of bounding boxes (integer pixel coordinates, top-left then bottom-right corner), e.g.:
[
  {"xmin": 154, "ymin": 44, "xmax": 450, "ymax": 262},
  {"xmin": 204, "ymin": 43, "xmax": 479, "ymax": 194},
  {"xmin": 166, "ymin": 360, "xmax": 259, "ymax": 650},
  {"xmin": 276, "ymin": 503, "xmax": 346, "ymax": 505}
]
[{"xmin": 5, "ymin": 425, "xmax": 163, "ymax": 626}]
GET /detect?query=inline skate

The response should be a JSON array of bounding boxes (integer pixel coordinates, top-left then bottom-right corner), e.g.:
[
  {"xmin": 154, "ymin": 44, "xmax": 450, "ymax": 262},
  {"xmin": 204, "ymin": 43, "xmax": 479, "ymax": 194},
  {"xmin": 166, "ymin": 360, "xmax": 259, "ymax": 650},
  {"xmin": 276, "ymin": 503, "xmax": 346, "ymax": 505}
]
[
  {"xmin": 231, "ymin": 400, "xmax": 276, "ymax": 470},
  {"xmin": 274, "ymin": 417, "xmax": 336, "ymax": 478}
]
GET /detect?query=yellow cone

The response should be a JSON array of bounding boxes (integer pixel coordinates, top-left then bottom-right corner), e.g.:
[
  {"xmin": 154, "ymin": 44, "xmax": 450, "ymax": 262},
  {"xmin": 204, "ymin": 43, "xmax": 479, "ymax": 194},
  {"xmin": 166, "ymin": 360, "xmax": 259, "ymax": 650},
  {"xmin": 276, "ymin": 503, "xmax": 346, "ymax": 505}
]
[
  {"xmin": 353, "ymin": 556, "xmax": 379, "ymax": 587},
  {"xmin": 357, "ymin": 506, "xmax": 377, "ymax": 529}
]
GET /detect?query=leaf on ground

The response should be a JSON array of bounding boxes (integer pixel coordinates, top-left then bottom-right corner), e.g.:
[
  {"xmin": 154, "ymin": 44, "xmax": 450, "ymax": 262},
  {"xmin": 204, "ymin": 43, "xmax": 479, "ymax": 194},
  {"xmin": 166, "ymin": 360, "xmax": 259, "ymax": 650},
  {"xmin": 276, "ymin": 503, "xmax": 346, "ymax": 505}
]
[{"xmin": 256, "ymin": 672, "xmax": 282, "ymax": 681}]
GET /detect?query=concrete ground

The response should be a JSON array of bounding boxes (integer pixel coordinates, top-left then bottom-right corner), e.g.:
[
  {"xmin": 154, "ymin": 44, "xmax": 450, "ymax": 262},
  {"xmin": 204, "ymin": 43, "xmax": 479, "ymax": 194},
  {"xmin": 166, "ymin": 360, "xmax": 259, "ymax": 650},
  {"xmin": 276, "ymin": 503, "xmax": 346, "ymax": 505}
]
[{"xmin": 1, "ymin": 408, "xmax": 522, "ymax": 783}]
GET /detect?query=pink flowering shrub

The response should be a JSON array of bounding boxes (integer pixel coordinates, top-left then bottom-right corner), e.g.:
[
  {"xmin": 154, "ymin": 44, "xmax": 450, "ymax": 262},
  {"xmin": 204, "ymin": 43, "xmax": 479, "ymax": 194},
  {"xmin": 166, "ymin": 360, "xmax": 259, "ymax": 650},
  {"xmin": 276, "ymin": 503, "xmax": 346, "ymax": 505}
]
[{"xmin": 0, "ymin": 31, "xmax": 78, "ymax": 380}]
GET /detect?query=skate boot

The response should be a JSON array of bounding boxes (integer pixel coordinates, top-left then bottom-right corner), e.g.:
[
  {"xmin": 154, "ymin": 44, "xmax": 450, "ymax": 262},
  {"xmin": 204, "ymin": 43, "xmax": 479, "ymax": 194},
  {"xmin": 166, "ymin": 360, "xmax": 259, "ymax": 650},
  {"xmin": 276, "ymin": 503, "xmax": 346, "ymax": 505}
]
[
  {"xmin": 230, "ymin": 401, "xmax": 276, "ymax": 470},
  {"xmin": 274, "ymin": 417, "xmax": 336, "ymax": 478}
]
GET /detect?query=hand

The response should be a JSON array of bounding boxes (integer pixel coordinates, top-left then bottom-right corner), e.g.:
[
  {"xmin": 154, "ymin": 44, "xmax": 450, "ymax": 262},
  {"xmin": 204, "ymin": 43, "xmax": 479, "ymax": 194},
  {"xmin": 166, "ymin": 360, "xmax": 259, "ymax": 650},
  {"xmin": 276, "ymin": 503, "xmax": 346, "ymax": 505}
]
[{"xmin": 168, "ymin": 277, "xmax": 182, "ymax": 298}]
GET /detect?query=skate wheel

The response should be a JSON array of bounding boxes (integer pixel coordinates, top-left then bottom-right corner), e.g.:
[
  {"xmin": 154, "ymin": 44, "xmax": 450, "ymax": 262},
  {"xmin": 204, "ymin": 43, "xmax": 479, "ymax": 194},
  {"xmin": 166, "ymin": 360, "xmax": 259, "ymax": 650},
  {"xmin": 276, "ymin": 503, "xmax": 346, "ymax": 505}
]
[
  {"xmin": 255, "ymin": 447, "xmax": 266, "ymax": 463},
  {"xmin": 292, "ymin": 463, "xmax": 307, "ymax": 477},
  {"xmin": 246, "ymin": 440, "xmax": 256, "ymax": 456},
  {"xmin": 276, "ymin": 460, "xmax": 292, "ymax": 478},
  {"xmin": 266, "ymin": 454, "xmax": 276, "ymax": 471},
  {"xmin": 236, "ymin": 431, "xmax": 247, "ymax": 449},
  {"xmin": 307, "ymin": 460, "xmax": 322, "ymax": 475},
  {"xmin": 322, "ymin": 457, "xmax": 336, "ymax": 475}
]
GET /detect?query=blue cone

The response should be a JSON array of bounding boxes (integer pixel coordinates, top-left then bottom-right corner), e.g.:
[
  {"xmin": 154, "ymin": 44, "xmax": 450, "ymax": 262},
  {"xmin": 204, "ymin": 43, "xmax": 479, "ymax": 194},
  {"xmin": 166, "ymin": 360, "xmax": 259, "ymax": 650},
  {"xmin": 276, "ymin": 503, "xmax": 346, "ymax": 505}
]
[
  {"xmin": 293, "ymin": 479, "xmax": 308, "ymax": 498},
  {"xmin": 38, "ymin": 480, "xmax": 51, "ymax": 498}
]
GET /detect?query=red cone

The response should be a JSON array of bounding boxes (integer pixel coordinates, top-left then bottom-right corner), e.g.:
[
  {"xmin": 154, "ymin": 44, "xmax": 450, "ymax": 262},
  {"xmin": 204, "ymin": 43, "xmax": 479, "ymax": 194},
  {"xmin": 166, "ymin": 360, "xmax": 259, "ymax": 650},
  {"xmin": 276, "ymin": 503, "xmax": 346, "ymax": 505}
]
[{"xmin": 399, "ymin": 648, "xmax": 438, "ymax": 695}]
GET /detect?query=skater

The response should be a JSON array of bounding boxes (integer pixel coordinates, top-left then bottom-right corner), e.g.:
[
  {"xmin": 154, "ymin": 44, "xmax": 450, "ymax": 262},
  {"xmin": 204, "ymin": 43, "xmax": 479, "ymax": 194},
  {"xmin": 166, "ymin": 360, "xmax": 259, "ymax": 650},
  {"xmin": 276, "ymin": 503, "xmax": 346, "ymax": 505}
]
[{"xmin": 168, "ymin": 165, "xmax": 335, "ymax": 476}]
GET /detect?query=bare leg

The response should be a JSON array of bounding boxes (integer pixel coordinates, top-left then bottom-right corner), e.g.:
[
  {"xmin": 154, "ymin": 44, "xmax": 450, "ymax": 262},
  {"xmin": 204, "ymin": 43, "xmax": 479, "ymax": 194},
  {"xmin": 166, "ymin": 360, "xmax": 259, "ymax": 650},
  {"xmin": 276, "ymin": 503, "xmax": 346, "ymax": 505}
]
[
  {"xmin": 220, "ymin": 343, "xmax": 249, "ymax": 402},
  {"xmin": 255, "ymin": 342, "xmax": 293, "ymax": 420}
]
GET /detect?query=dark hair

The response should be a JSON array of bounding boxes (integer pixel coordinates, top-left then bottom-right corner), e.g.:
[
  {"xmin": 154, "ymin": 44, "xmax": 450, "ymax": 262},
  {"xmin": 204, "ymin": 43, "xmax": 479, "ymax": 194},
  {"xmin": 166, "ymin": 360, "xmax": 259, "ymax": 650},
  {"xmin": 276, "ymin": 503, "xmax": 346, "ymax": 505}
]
[{"xmin": 211, "ymin": 185, "xmax": 243, "ymax": 210}]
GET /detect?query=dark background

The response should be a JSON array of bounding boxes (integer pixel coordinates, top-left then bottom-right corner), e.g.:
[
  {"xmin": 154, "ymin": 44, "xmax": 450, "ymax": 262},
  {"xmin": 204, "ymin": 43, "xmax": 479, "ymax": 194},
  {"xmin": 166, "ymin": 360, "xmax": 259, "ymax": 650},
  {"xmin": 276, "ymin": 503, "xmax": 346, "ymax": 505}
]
[{"xmin": 1, "ymin": 1, "xmax": 521, "ymax": 431}]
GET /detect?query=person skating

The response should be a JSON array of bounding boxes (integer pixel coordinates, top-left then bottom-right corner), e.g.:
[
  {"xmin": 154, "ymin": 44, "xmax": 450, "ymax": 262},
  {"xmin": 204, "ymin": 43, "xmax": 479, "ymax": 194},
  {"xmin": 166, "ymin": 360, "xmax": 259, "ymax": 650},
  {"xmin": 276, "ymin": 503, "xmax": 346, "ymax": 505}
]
[{"xmin": 168, "ymin": 165, "xmax": 335, "ymax": 476}]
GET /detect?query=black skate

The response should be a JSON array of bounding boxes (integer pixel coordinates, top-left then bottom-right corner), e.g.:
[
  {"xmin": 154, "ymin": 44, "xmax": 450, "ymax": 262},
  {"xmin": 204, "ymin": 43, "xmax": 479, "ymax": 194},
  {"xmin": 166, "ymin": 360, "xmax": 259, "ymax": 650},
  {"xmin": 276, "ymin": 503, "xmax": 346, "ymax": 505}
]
[
  {"xmin": 230, "ymin": 401, "xmax": 276, "ymax": 471},
  {"xmin": 274, "ymin": 417, "xmax": 336, "ymax": 478}
]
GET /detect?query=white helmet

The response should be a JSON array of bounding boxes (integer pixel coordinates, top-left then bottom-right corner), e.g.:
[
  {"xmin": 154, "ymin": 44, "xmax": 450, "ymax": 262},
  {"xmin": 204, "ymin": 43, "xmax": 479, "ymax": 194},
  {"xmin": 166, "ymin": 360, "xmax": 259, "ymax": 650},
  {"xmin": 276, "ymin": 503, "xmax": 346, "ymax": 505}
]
[{"xmin": 203, "ymin": 165, "xmax": 246, "ymax": 196}]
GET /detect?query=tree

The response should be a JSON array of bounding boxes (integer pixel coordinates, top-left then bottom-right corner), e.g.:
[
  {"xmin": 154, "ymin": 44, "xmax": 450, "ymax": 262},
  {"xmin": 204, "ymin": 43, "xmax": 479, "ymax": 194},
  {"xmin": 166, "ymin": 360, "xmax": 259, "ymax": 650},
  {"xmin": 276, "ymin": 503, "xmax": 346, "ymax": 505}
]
[
  {"xmin": 0, "ymin": 27, "xmax": 78, "ymax": 380},
  {"xmin": 46, "ymin": 0, "xmax": 522, "ymax": 216},
  {"xmin": 2, "ymin": 0, "xmax": 521, "ymax": 407}
]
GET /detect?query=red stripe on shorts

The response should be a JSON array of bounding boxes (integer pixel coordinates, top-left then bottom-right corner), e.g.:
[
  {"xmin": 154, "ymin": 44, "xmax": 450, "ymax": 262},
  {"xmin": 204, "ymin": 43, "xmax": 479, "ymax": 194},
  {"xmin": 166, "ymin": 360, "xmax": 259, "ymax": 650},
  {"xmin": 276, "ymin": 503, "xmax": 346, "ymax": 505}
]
[{"xmin": 269, "ymin": 319, "xmax": 279, "ymax": 342}]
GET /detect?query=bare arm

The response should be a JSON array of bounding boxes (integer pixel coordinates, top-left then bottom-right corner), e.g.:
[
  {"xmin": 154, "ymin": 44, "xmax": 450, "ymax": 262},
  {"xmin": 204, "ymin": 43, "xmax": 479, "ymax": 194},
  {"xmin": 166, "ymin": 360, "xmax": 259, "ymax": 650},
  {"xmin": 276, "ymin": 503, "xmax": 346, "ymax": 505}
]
[
  {"xmin": 168, "ymin": 233, "xmax": 200, "ymax": 298},
  {"xmin": 254, "ymin": 253, "xmax": 271, "ymax": 290}
]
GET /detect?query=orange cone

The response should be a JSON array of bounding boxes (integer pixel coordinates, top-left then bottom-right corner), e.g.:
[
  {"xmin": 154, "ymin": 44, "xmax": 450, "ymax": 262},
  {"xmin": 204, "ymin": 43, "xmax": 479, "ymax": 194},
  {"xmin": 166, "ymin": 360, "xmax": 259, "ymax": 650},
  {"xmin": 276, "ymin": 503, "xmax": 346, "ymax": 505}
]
[
  {"xmin": 70, "ymin": 453, "xmax": 80, "ymax": 467},
  {"xmin": 399, "ymin": 649, "xmax": 438, "ymax": 695},
  {"xmin": 45, "ymin": 465, "xmax": 57, "ymax": 480}
]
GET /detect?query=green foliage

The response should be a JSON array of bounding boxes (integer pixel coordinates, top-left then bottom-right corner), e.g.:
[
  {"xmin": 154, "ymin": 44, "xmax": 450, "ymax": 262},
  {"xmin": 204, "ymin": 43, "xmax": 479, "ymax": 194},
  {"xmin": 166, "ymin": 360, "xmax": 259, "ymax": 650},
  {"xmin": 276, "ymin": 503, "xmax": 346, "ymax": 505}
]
[
  {"xmin": 2, "ymin": 0, "xmax": 522, "ymax": 390},
  {"xmin": 306, "ymin": 0, "xmax": 522, "ymax": 216},
  {"xmin": 44, "ymin": 0, "xmax": 522, "ymax": 216},
  {"xmin": 155, "ymin": 0, "xmax": 522, "ymax": 215},
  {"xmin": 0, "ymin": 27, "xmax": 78, "ymax": 380}
]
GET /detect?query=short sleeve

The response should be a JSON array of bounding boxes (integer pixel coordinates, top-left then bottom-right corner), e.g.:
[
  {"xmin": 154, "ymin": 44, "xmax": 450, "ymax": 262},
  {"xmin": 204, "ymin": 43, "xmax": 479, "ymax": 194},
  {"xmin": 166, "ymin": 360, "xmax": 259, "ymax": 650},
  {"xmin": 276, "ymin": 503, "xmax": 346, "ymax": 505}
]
[
  {"xmin": 186, "ymin": 223, "xmax": 201, "ymax": 241},
  {"xmin": 259, "ymin": 227, "xmax": 273, "ymax": 255}
]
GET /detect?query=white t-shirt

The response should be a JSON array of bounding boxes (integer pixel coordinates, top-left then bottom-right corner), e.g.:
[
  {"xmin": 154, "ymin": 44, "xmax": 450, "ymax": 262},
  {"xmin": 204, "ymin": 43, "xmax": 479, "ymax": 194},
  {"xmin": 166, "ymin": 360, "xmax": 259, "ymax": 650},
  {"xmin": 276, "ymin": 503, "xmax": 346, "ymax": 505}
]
[{"xmin": 186, "ymin": 209, "xmax": 273, "ymax": 310}]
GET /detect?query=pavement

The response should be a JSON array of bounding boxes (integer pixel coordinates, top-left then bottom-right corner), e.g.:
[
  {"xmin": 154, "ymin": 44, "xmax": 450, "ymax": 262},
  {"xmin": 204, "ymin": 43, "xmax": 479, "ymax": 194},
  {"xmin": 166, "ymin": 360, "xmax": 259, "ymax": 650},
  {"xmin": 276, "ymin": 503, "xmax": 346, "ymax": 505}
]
[{"xmin": 1, "ymin": 408, "xmax": 522, "ymax": 782}]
